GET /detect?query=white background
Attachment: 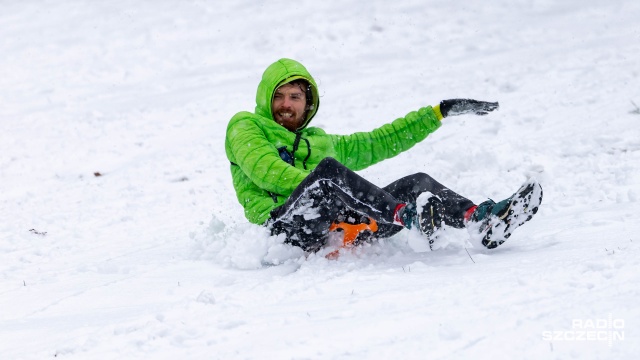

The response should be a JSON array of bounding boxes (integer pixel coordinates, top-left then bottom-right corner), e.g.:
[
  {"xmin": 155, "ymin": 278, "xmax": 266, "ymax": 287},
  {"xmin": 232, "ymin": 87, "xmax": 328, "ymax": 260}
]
[{"xmin": 1, "ymin": 0, "xmax": 639, "ymax": 358}]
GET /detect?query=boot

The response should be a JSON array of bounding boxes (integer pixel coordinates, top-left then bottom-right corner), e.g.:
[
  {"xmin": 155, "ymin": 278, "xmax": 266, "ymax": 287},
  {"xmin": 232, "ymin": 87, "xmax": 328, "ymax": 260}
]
[
  {"xmin": 467, "ymin": 178, "xmax": 543, "ymax": 249},
  {"xmin": 417, "ymin": 194, "xmax": 446, "ymax": 249}
]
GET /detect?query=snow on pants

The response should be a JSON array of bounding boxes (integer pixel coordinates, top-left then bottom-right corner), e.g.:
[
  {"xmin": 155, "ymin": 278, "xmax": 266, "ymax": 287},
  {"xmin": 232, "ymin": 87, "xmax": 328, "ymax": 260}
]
[{"xmin": 268, "ymin": 157, "xmax": 475, "ymax": 252}]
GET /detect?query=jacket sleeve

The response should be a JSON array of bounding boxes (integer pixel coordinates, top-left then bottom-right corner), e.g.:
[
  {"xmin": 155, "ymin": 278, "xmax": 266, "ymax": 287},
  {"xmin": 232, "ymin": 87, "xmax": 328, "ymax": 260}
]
[
  {"xmin": 331, "ymin": 106, "xmax": 442, "ymax": 171},
  {"xmin": 226, "ymin": 116, "xmax": 310, "ymax": 196}
]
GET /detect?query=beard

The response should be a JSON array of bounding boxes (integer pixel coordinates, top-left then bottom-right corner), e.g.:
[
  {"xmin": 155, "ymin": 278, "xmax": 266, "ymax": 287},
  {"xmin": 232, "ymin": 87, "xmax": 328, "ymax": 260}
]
[{"xmin": 274, "ymin": 108, "xmax": 305, "ymax": 131}]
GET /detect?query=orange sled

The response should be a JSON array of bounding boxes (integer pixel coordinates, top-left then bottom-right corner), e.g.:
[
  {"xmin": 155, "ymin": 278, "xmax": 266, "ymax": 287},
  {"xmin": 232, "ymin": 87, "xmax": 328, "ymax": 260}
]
[{"xmin": 326, "ymin": 217, "xmax": 378, "ymax": 259}]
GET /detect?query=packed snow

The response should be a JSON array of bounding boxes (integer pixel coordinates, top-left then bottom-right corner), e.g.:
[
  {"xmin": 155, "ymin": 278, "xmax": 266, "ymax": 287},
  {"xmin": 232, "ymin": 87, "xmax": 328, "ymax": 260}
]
[{"xmin": 2, "ymin": 0, "xmax": 639, "ymax": 358}]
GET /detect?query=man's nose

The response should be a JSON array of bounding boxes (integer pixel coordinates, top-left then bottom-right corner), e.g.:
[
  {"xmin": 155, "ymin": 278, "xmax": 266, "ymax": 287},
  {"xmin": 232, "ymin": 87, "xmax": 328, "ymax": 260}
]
[{"xmin": 282, "ymin": 96, "xmax": 293, "ymax": 107}]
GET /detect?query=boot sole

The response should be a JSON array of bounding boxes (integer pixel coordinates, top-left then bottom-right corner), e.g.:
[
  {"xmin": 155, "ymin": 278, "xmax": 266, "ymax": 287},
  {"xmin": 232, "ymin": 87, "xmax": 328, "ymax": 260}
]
[
  {"xmin": 417, "ymin": 194, "xmax": 446, "ymax": 250},
  {"xmin": 482, "ymin": 179, "xmax": 543, "ymax": 249}
]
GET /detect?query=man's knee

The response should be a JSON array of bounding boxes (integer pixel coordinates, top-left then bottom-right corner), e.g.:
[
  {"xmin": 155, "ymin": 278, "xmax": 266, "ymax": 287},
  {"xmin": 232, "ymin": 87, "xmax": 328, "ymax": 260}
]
[
  {"xmin": 412, "ymin": 172, "xmax": 431, "ymax": 181},
  {"xmin": 312, "ymin": 157, "xmax": 347, "ymax": 178},
  {"xmin": 403, "ymin": 172, "xmax": 436, "ymax": 188},
  {"xmin": 396, "ymin": 173, "xmax": 430, "ymax": 196},
  {"xmin": 317, "ymin": 157, "xmax": 341, "ymax": 169}
]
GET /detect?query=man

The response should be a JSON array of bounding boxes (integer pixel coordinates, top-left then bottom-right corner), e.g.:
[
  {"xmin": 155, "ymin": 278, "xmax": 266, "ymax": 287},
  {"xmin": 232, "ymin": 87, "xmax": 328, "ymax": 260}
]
[{"xmin": 225, "ymin": 58, "xmax": 542, "ymax": 252}]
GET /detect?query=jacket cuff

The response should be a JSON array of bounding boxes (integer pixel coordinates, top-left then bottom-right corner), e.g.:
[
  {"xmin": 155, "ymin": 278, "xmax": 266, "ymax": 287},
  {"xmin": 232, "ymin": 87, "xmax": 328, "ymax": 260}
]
[{"xmin": 432, "ymin": 104, "xmax": 444, "ymax": 121}]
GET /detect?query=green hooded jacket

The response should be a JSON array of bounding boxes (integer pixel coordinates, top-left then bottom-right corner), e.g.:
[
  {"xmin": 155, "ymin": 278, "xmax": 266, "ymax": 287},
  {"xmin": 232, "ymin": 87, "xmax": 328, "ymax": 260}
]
[{"xmin": 225, "ymin": 58, "xmax": 443, "ymax": 224}]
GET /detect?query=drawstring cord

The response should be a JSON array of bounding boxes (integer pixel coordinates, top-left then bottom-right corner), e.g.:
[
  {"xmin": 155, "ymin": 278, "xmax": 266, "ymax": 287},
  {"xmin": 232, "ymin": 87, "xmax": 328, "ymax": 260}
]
[
  {"xmin": 292, "ymin": 132, "xmax": 302, "ymax": 167},
  {"xmin": 302, "ymin": 137, "xmax": 311, "ymax": 170},
  {"xmin": 291, "ymin": 132, "xmax": 311, "ymax": 170}
]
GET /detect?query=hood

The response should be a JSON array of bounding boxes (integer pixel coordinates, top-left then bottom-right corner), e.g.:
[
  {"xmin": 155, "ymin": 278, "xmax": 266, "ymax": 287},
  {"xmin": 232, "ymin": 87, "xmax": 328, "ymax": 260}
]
[{"xmin": 255, "ymin": 58, "xmax": 320, "ymax": 131}]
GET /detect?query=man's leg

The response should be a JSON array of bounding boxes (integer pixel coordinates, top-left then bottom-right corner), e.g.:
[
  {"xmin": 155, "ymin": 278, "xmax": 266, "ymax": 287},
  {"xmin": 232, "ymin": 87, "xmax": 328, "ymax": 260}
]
[
  {"xmin": 374, "ymin": 173, "xmax": 476, "ymax": 238},
  {"xmin": 269, "ymin": 158, "xmax": 542, "ymax": 251},
  {"xmin": 383, "ymin": 173, "xmax": 475, "ymax": 228},
  {"xmin": 268, "ymin": 157, "xmax": 404, "ymax": 252},
  {"xmin": 377, "ymin": 174, "xmax": 544, "ymax": 250}
]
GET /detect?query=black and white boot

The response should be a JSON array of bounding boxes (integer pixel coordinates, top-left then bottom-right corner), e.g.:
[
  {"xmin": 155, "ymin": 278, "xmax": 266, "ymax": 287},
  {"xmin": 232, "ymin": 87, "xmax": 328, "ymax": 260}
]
[
  {"xmin": 416, "ymin": 192, "xmax": 446, "ymax": 250},
  {"xmin": 467, "ymin": 178, "xmax": 543, "ymax": 249}
]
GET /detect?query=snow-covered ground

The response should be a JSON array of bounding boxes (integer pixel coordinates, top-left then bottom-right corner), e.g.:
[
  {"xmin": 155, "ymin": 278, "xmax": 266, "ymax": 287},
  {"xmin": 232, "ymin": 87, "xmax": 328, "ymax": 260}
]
[{"xmin": 2, "ymin": 0, "xmax": 639, "ymax": 358}]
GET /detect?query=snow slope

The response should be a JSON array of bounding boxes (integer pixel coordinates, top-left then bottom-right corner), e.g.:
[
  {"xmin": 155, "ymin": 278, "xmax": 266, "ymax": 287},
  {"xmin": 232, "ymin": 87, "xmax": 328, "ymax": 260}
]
[{"xmin": 1, "ymin": 0, "xmax": 639, "ymax": 358}]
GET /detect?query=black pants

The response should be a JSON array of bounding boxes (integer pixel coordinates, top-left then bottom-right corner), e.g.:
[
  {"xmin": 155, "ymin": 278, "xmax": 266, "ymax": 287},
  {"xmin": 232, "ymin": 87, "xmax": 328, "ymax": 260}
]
[{"xmin": 268, "ymin": 157, "xmax": 474, "ymax": 252}]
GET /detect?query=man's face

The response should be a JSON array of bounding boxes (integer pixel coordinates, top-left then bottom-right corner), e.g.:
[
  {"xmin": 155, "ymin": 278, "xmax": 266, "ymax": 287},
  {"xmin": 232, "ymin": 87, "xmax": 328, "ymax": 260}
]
[{"xmin": 272, "ymin": 83, "xmax": 307, "ymax": 132}]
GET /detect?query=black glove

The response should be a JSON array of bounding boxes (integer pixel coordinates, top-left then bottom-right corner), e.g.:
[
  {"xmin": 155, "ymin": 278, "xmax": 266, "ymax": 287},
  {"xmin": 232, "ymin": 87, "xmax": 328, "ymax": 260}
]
[{"xmin": 440, "ymin": 99, "xmax": 499, "ymax": 117}]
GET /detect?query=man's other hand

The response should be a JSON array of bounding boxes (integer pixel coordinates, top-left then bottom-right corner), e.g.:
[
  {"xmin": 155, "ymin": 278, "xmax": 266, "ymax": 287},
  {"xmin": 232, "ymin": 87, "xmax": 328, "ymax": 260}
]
[{"xmin": 440, "ymin": 99, "xmax": 499, "ymax": 117}]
